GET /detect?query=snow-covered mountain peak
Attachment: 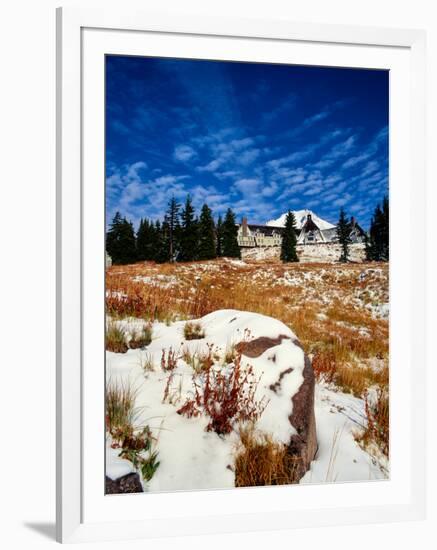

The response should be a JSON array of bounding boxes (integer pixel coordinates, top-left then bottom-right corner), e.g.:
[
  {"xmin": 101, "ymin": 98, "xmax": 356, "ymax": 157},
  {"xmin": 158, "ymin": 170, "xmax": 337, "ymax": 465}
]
[{"xmin": 266, "ymin": 209, "xmax": 336, "ymax": 230}]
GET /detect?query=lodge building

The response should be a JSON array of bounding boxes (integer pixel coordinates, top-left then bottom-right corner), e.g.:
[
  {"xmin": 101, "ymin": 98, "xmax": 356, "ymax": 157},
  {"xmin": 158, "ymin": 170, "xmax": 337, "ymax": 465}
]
[{"xmin": 237, "ymin": 213, "xmax": 366, "ymax": 248}]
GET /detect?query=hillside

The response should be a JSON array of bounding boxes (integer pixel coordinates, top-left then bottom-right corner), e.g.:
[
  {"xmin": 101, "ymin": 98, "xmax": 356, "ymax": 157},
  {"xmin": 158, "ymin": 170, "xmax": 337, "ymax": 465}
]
[{"xmin": 105, "ymin": 258, "xmax": 389, "ymax": 492}]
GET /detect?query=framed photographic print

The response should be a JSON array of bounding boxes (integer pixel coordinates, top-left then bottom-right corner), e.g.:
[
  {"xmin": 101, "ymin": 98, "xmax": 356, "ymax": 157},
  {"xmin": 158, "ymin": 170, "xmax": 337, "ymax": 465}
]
[{"xmin": 56, "ymin": 7, "xmax": 426, "ymax": 543}]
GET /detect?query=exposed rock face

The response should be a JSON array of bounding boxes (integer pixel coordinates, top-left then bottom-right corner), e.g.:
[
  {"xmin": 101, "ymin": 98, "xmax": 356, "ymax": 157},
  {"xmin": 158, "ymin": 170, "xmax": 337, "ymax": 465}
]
[
  {"xmin": 237, "ymin": 334, "xmax": 317, "ymax": 482},
  {"xmin": 287, "ymin": 353, "xmax": 318, "ymax": 480},
  {"xmin": 105, "ymin": 472, "xmax": 143, "ymax": 494},
  {"xmin": 235, "ymin": 335, "xmax": 291, "ymax": 357}
]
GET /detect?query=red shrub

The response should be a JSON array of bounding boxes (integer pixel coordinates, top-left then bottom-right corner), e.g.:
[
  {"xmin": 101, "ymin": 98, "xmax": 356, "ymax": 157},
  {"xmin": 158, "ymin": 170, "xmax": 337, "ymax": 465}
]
[
  {"xmin": 177, "ymin": 353, "xmax": 269, "ymax": 435},
  {"xmin": 312, "ymin": 351, "xmax": 337, "ymax": 384}
]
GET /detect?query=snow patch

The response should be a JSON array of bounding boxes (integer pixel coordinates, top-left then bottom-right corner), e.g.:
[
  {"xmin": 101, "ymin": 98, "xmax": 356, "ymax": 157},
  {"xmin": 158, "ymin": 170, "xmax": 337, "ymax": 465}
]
[{"xmin": 106, "ymin": 309, "xmax": 389, "ymax": 491}]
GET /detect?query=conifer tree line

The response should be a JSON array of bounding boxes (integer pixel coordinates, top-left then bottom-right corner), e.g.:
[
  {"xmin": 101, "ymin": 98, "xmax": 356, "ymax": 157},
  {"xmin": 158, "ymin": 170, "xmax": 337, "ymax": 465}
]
[{"xmin": 106, "ymin": 195, "xmax": 241, "ymax": 265}]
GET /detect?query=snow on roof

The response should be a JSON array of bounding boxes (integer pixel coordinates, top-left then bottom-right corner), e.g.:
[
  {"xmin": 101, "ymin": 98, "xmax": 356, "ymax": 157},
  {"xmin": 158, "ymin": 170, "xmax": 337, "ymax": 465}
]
[{"xmin": 266, "ymin": 209, "xmax": 336, "ymax": 231}]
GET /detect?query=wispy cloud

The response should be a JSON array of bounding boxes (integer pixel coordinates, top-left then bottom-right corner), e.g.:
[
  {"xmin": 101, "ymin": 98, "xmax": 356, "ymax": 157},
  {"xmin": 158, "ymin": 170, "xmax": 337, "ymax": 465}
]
[{"xmin": 173, "ymin": 145, "xmax": 197, "ymax": 162}]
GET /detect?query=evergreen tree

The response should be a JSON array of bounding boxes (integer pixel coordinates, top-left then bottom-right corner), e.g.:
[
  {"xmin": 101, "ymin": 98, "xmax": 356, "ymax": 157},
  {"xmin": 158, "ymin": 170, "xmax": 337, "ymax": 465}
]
[
  {"xmin": 216, "ymin": 215, "xmax": 224, "ymax": 257},
  {"xmin": 164, "ymin": 196, "xmax": 181, "ymax": 262},
  {"xmin": 106, "ymin": 211, "xmax": 123, "ymax": 263},
  {"xmin": 221, "ymin": 208, "xmax": 241, "ymax": 258},
  {"xmin": 280, "ymin": 211, "xmax": 299, "ymax": 262},
  {"xmin": 381, "ymin": 195, "xmax": 389, "ymax": 261},
  {"xmin": 366, "ymin": 196, "xmax": 389, "ymax": 262},
  {"xmin": 197, "ymin": 204, "xmax": 217, "ymax": 260},
  {"xmin": 136, "ymin": 218, "xmax": 145, "ymax": 260},
  {"xmin": 154, "ymin": 220, "xmax": 171, "ymax": 263},
  {"xmin": 136, "ymin": 218, "xmax": 156, "ymax": 261},
  {"xmin": 367, "ymin": 205, "xmax": 382, "ymax": 261},
  {"xmin": 106, "ymin": 212, "xmax": 137, "ymax": 265},
  {"xmin": 364, "ymin": 232, "xmax": 372, "ymax": 261},
  {"xmin": 179, "ymin": 195, "xmax": 198, "ymax": 262},
  {"xmin": 336, "ymin": 208, "xmax": 352, "ymax": 263}
]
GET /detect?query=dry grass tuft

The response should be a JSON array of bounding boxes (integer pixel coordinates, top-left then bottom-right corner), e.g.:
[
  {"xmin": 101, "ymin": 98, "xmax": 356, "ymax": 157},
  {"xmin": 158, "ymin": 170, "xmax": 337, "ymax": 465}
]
[
  {"xmin": 183, "ymin": 321, "xmax": 205, "ymax": 340},
  {"xmin": 106, "ymin": 322, "xmax": 128, "ymax": 353},
  {"xmin": 355, "ymin": 388, "xmax": 389, "ymax": 457},
  {"xmin": 129, "ymin": 323, "xmax": 153, "ymax": 349},
  {"xmin": 182, "ymin": 344, "xmax": 215, "ymax": 374},
  {"xmin": 140, "ymin": 352, "xmax": 155, "ymax": 374},
  {"xmin": 234, "ymin": 424, "xmax": 301, "ymax": 487},
  {"xmin": 105, "ymin": 378, "xmax": 138, "ymax": 434}
]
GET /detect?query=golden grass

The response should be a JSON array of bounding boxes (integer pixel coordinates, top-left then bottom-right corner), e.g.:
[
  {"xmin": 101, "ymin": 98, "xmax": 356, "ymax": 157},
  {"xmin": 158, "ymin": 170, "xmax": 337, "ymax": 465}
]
[
  {"xmin": 106, "ymin": 258, "xmax": 389, "ymax": 451},
  {"xmin": 234, "ymin": 424, "xmax": 301, "ymax": 486},
  {"xmin": 106, "ymin": 259, "xmax": 388, "ymax": 366}
]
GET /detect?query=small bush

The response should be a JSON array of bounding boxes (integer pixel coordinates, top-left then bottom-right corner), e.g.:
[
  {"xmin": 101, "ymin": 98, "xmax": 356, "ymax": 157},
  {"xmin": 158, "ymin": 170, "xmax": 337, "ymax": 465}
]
[
  {"xmin": 184, "ymin": 321, "xmax": 205, "ymax": 340},
  {"xmin": 177, "ymin": 353, "xmax": 269, "ymax": 435},
  {"xmin": 129, "ymin": 323, "xmax": 153, "ymax": 349},
  {"xmin": 234, "ymin": 424, "xmax": 301, "ymax": 486},
  {"xmin": 117, "ymin": 425, "xmax": 160, "ymax": 482},
  {"xmin": 106, "ymin": 322, "xmax": 128, "ymax": 353}
]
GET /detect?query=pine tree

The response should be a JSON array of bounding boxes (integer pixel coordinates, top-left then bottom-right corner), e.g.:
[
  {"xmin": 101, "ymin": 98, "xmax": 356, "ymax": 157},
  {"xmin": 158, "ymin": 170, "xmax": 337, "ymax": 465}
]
[
  {"xmin": 136, "ymin": 218, "xmax": 156, "ymax": 261},
  {"xmin": 221, "ymin": 208, "xmax": 240, "ymax": 258},
  {"xmin": 154, "ymin": 220, "xmax": 171, "ymax": 263},
  {"xmin": 336, "ymin": 208, "xmax": 352, "ymax": 263},
  {"xmin": 179, "ymin": 195, "xmax": 198, "ymax": 262},
  {"xmin": 121, "ymin": 218, "xmax": 137, "ymax": 264},
  {"xmin": 366, "ymin": 196, "xmax": 389, "ymax": 262},
  {"xmin": 280, "ymin": 211, "xmax": 299, "ymax": 262},
  {"xmin": 136, "ymin": 218, "xmax": 145, "ymax": 260},
  {"xmin": 367, "ymin": 206, "xmax": 380, "ymax": 261},
  {"xmin": 164, "ymin": 196, "xmax": 181, "ymax": 262},
  {"xmin": 106, "ymin": 212, "xmax": 137, "ymax": 265},
  {"xmin": 197, "ymin": 204, "xmax": 216, "ymax": 260},
  {"xmin": 381, "ymin": 195, "xmax": 389, "ymax": 261},
  {"xmin": 216, "ymin": 215, "xmax": 224, "ymax": 257},
  {"xmin": 106, "ymin": 212, "xmax": 123, "ymax": 264}
]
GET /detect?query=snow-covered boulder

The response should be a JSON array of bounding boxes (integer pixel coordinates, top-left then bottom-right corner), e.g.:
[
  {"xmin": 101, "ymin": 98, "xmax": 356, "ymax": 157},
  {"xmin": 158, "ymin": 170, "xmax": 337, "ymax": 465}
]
[
  {"xmin": 106, "ymin": 309, "xmax": 317, "ymax": 491},
  {"xmin": 236, "ymin": 331, "xmax": 317, "ymax": 481}
]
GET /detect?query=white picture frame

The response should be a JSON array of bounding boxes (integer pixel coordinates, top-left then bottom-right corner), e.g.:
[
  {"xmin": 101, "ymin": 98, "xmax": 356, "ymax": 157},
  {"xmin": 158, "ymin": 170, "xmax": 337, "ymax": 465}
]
[{"xmin": 56, "ymin": 6, "xmax": 426, "ymax": 543}]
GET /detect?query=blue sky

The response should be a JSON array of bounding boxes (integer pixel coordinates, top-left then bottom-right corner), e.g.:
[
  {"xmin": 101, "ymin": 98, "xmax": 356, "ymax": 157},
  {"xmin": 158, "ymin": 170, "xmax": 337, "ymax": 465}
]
[{"xmin": 106, "ymin": 55, "xmax": 388, "ymax": 230}]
